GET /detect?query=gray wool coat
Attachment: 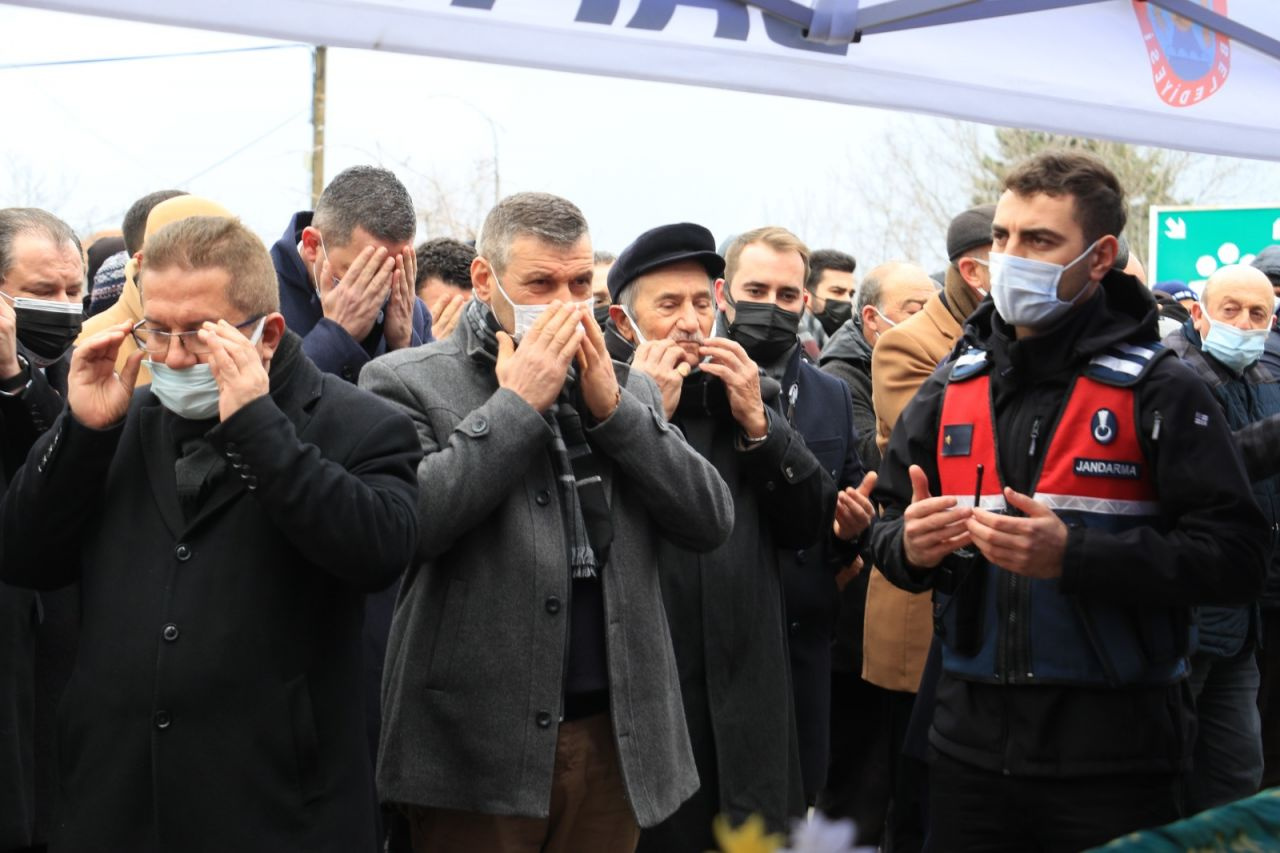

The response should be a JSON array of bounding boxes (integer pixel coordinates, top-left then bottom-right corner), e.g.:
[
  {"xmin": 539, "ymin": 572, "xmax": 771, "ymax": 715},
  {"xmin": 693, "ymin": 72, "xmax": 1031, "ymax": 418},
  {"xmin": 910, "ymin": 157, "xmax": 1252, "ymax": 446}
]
[{"xmin": 359, "ymin": 318, "xmax": 735, "ymax": 828}]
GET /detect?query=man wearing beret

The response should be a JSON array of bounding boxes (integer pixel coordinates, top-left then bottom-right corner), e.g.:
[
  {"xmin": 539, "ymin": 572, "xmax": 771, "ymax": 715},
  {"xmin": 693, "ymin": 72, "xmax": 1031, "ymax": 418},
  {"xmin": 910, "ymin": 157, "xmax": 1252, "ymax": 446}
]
[{"xmin": 607, "ymin": 222, "xmax": 867, "ymax": 848}]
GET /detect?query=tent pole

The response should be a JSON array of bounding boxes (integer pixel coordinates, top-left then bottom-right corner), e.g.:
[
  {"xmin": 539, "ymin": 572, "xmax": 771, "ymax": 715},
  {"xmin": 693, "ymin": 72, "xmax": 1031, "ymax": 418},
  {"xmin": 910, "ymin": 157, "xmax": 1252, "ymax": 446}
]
[
  {"xmin": 311, "ymin": 45, "xmax": 327, "ymax": 209},
  {"xmin": 1145, "ymin": 0, "xmax": 1280, "ymax": 64}
]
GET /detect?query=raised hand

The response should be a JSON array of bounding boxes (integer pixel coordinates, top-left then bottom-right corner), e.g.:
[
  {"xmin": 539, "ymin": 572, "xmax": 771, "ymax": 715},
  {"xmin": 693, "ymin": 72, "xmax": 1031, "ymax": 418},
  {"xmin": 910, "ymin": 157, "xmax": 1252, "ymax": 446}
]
[
  {"xmin": 834, "ymin": 470, "xmax": 878, "ymax": 541},
  {"xmin": 428, "ymin": 291, "xmax": 469, "ymax": 340},
  {"xmin": 697, "ymin": 337, "xmax": 767, "ymax": 438},
  {"xmin": 199, "ymin": 320, "xmax": 271, "ymax": 421},
  {"xmin": 0, "ymin": 293, "xmax": 19, "ymax": 379},
  {"xmin": 317, "ymin": 245, "xmax": 395, "ymax": 343},
  {"xmin": 383, "ymin": 249, "xmax": 416, "ymax": 351},
  {"xmin": 495, "ymin": 301, "xmax": 582, "ymax": 413},
  {"xmin": 966, "ymin": 487, "xmax": 1067, "ymax": 579},
  {"xmin": 67, "ymin": 321, "xmax": 144, "ymax": 429},
  {"xmin": 901, "ymin": 464, "xmax": 973, "ymax": 570},
  {"xmin": 576, "ymin": 305, "xmax": 622, "ymax": 421},
  {"xmin": 631, "ymin": 339, "xmax": 690, "ymax": 419}
]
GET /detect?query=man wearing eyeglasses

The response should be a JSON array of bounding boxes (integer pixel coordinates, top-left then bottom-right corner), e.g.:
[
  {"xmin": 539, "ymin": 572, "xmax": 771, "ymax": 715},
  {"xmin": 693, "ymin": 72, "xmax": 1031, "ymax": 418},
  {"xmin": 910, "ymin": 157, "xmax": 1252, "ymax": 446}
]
[
  {"xmin": 0, "ymin": 215, "xmax": 421, "ymax": 853},
  {"xmin": 273, "ymin": 165, "xmax": 432, "ymax": 385}
]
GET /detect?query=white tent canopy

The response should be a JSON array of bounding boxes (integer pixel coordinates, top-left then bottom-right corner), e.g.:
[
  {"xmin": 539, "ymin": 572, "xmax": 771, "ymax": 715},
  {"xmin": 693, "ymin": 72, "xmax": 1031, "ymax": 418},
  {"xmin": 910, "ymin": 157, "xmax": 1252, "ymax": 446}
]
[{"xmin": 7, "ymin": 0, "xmax": 1280, "ymax": 160}]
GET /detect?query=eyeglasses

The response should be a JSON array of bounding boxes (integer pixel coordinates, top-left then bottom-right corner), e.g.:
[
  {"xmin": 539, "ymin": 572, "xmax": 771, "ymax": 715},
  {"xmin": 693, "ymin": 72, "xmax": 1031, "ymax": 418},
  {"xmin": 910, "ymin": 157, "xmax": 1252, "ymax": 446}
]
[{"xmin": 132, "ymin": 316, "xmax": 264, "ymax": 357}]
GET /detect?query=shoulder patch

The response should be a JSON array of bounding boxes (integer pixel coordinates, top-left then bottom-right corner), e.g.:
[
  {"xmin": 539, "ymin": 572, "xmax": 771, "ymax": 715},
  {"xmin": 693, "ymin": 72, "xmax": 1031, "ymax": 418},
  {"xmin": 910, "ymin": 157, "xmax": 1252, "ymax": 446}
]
[
  {"xmin": 948, "ymin": 347, "xmax": 990, "ymax": 382},
  {"xmin": 1085, "ymin": 342, "xmax": 1170, "ymax": 387}
]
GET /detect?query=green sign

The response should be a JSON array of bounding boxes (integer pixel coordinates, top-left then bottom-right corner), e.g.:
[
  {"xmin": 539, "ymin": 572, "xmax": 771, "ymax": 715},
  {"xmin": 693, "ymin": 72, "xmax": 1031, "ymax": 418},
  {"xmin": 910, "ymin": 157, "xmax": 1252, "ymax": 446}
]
[{"xmin": 1149, "ymin": 204, "xmax": 1280, "ymax": 290}]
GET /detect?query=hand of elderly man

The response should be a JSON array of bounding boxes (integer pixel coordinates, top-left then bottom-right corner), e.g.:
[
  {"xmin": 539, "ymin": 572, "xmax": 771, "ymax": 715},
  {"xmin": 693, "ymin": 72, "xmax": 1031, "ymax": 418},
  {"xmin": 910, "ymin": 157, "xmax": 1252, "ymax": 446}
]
[
  {"xmin": 495, "ymin": 300, "xmax": 583, "ymax": 414},
  {"xmin": 67, "ymin": 321, "xmax": 144, "ymax": 430},
  {"xmin": 200, "ymin": 320, "xmax": 271, "ymax": 422},
  {"xmin": 631, "ymin": 339, "xmax": 689, "ymax": 420}
]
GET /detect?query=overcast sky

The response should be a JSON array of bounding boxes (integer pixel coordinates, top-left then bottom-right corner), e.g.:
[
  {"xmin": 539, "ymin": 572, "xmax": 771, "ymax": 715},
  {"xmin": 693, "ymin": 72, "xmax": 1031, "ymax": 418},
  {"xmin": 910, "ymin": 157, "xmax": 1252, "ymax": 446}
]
[{"xmin": 2, "ymin": 4, "xmax": 1278, "ymax": 272}]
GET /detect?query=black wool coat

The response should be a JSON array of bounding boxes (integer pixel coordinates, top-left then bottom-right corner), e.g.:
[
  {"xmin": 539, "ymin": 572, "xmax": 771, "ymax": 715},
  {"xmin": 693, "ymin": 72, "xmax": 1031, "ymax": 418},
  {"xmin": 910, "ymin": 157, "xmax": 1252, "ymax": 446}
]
[
  {"xmin": 0, "ymin": 352, "xmax": 71, "ymax": 850},
  {"xmin": 0, "ymin": 333, "xmax": 420, "ymax": 853}
]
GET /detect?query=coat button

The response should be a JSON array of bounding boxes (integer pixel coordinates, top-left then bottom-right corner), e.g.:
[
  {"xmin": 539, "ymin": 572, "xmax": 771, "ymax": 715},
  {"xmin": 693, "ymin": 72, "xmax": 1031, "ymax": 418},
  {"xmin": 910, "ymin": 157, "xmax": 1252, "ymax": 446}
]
[
  {"xmin": 784, "ymin": 466, "xmax": 795, "ymax": 479},
  {"xmin": 789, "ymin": 620, "xmax": 800, "ymax": 636},
  {"xmin": 545, "ymin": 596, "xmax": 561, "ymax": 615},
  {"xmin": 536, "ymin": 711, "xmax": 553, "ymax": 729},
  {"xmin": 162, "ymin": 624, "xmax": 180, "ymax": 642},
  {"xmin": 535, "ymin": 490, "xmax": 550, "ymax": 506},
  {"xmin": 175, "ymin": 544, "xmax": 191, "ymax": 561},
  {"xmin": 795, "ymin": 549, "xmax": 806, "ymax": 564},
  {"xmin": 154, "ymin": 710, "xmax": 172, "ymax": 730},
  {"xmin": 470, "ymin": 417, "xmax": 488, "ymax": 435}
]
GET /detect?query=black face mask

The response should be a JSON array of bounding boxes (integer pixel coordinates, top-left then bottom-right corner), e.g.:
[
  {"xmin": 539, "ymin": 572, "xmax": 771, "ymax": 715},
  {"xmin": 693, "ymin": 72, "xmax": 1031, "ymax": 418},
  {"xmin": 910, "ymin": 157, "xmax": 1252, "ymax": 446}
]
[
  {"xmin": 727, "ymin": 300, "xmax": 801, "ymax": 364},
  {"xmin": 815, "ymin": 298, "xmax": 853, "ymax": 337},
  {"xmin": 2, "ymin": 293, "xmax": 82, "ymax": 367},
  {"xmin": 593, "ymin": 304, "xmax": 612, "ymax": 328}
]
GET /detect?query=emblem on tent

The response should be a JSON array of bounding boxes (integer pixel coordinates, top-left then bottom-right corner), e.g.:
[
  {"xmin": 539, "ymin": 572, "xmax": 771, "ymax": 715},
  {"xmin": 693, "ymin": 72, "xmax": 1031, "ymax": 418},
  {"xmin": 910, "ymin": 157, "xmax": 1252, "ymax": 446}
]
[
  {"xmin": 1091, "ymin": 409, "xmax": 1117, "ymax": 445},
  {"xmin": 1133, "ymin": 0, "xmax": 1231, "ymax": 108}
]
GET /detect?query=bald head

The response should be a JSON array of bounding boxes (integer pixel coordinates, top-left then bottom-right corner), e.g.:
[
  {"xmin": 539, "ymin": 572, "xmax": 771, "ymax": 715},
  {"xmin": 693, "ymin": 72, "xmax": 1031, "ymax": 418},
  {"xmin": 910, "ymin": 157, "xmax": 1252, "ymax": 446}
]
[
  {"xmin": 857, "ymin": 261, "xmax": 936, "ymax": 347},
  {"xmin": 1193, "ymin": 264, "xmax": 1275, "ymax": 338}
]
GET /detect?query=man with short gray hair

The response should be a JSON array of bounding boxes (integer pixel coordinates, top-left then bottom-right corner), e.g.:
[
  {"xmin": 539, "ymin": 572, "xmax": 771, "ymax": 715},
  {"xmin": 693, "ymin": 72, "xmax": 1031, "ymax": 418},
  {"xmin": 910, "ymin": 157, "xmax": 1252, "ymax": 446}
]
[
  {"xmin": 273, "ymin": 165, "xmax": 432, "ymax": 384},
  {"xmin": 362, "ymin": 193, "xmax": 733, "ymax": 853}
]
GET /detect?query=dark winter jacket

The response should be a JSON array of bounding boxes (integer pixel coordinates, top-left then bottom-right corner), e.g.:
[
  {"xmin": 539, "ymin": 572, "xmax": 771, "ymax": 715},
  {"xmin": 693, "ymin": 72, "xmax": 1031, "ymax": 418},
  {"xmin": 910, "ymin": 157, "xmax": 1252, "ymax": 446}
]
[
  {"xmin": 0, "ymin": 333, "xmax": 421, "ymax": 853},
  {"xmin": 271, "ymin": 212, "xmax": 432, "ymax": 383},
  {"xmin": 769, "ymin": 345, "xmax": 865, "ymax": 803},
  {"xmin": 0, "ymin": 353, "xmax": 70, "ymax": 850},
  {"xmin": 871, "ymin": 271, "xmax": 1268, "ymax": 777},
  {"xmin": 1165, "ymin": 319, "xmax": 1280, "ymax": 645},
  {"xmin": 819, "ymin": 314, "xmax": 880, "ymax": 472}
]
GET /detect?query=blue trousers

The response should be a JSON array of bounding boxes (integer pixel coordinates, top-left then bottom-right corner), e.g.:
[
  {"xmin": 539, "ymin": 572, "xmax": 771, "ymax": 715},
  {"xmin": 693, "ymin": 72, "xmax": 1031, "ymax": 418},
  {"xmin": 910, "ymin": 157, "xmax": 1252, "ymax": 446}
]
[{"xmin": 1186, "ymin": 645, "xmax": 1264, "ymax": 813}]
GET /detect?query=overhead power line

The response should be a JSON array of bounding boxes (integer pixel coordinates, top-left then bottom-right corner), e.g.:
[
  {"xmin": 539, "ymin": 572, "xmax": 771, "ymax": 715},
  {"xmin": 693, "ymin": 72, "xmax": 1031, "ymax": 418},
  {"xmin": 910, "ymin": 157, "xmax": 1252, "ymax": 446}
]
[{"xmin": 0, "ymin": 42, "xmax": 307, "ymax": 71}]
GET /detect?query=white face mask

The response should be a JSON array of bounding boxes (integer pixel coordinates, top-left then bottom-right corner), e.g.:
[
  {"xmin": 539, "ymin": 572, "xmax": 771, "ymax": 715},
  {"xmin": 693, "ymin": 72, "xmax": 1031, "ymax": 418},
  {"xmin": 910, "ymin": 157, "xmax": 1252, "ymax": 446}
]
[
  {"xmin": 148, "ymin": 318, "xmax": 265, "ymax": 420},
  {"xmin": 970, "ymin": 256, "xmax": 990, "ymax": 299},
  {"xmin": 489, "ymin": 267, "xmax": 590, "ymax": 342},
  {"xmin": 989, "ymin": 240, "xmax": 1099, "ymax": 329},
  {"xmin": 621, "ymin": 306, "xmax": 647, "ymax": 346},
  {"xmin": 873, "ymin": 307, "xmax": 898, "ymax": 329}
]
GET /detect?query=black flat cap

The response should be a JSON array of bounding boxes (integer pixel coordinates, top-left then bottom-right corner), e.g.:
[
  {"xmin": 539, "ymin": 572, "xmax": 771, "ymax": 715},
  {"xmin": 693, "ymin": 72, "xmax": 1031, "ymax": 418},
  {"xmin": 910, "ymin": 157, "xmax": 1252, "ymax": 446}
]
[
  {"xmin": 608, "ymin": 222, "xmax": 725, "ymax": 303},
  {"xmin": 947, "ymin": 204, "xmax": 996, "ymax": 261}
]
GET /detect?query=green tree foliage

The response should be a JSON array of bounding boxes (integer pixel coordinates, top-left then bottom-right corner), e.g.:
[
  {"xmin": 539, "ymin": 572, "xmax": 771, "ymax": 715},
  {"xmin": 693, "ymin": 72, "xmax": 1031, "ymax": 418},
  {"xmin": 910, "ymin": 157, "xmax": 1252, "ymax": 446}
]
[{"xmin": 969, "ymin": 130, "xmax": 1193, "ymax": 265}]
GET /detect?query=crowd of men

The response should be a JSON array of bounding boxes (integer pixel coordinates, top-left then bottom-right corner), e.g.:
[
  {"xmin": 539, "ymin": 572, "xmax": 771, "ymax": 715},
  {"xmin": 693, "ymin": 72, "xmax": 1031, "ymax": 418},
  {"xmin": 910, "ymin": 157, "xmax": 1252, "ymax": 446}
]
[{"xmin": 1, "ymin": 148, "xmax": 1278, "ymax": 853}]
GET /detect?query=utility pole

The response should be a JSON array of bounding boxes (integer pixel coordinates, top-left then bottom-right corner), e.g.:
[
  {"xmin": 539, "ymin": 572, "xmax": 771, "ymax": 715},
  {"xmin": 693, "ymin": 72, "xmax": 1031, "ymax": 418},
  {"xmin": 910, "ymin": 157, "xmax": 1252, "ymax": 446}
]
[{"xmin": 310, "ymin": 45, "xmax": 327, "ymax": 208}]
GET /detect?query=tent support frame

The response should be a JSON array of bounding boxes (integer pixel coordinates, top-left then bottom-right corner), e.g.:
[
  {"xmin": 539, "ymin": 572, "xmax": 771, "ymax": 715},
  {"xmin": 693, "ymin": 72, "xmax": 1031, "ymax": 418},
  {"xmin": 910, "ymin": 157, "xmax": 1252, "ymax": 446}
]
[{"xmin": 738, "ymin": 0, "xmax": 1280, "ymax": 62}]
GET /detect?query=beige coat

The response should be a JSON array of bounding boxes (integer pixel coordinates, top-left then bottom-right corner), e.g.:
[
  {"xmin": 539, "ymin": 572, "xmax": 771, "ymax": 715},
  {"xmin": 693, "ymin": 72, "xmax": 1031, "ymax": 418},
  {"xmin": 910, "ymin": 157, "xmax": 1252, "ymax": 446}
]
[
  {"xmin": 77, "ymin": 267, "xmax": 150, "ymax": 385},
  {"xmin": 864, "ymin": 291, "xmax": 962, "ymax": 692}
]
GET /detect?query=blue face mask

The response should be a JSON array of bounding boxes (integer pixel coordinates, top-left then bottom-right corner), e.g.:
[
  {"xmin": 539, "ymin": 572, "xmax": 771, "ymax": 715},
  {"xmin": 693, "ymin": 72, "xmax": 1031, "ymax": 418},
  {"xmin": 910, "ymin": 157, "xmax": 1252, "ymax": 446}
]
[
  {"xmin": 1202, "ymin": 317, "xmax": 1268, "ymax": 373},
  {"xmin": 148, "ymin": 318, "xmax": 265, "ymax": 420},
  {"xmin": 989, "ymin": 240, "xmax": 1098, "ymax": 329}
]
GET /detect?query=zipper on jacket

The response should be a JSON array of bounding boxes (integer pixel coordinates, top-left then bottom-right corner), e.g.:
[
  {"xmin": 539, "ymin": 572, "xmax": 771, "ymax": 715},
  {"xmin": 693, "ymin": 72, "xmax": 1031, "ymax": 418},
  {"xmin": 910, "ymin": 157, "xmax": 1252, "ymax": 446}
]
[
  {"xmin": 1027, "ymin": 417, "xmax": 1042, "ymax": 458},
  {"xmin": 1151, "ymin": 410, "xmax": 1163, "ymax": 441}
]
